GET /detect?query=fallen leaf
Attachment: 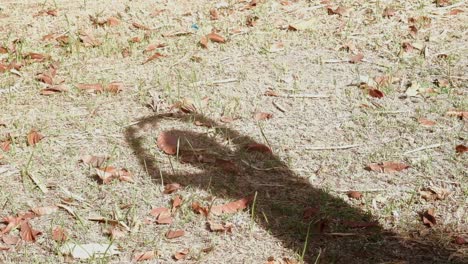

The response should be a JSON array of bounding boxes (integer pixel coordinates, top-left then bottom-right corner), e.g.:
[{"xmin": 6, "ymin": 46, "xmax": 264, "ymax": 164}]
[
  {"xmin": 382, "ymin": 7, "xmax": 396, "ymax": 18},
  {"xmin": 211, "ymin": 195, "xmax": 254, "ymax": 215},
  {"xmin": 95, "ymin": 167, "xmax": 133, "ymax": 184},
  {"xmin": 455, "ymin": 145, "xmax": 467, "ymax": 154},
  {"xmin": 1, "ymin": 139, "xmax": 11, "ymax": 152},
  {"xmin": 132, "ymin": 22, "xmax": 150, "ymax": 30},
  {"xmin": 436, "ymin": 0, "xmax": 451, "ymax": 7},
  {"xmin": 448, "ymin": 9, "xmax": 463, "ymax": 15},
  {"xmin": 34, "ymin": 9, "xmax": 58, "ymax": 17},
  {"xmin": 2, "ymin": 235, "xmax": 19, "ymax": 245},
  {"xmin": 245, "ymin": 143, "xmax": 272, "ymax": 154},
  {"xmin": 166, "ymin": 229, "xmax": 185, "ymax": 239},
  {"xmin": 215, "ymin": 159, "xmax": 239, "ymax": 173},
  {"xmin": 264, "ymin": 90, "xmax": 280, "ymax": 97},
  {"xmin": 418, "ymin": 118, "xmax": 436, "ymax": 126},
  {"xmin": 210, "ymin": 9, "xmax": 219, "ymax": 20},
  {"xmin": 207, "ymin": 33, "xmax": 226, "ymax": 43},
  {"xmin": 80, "ymin": 155, "xmax": 109, "ymax": 168},
  {"xmin": 31, "ymin": 206, "xmax": 58, "ymax": 216},
  {"xmin": 366, "ymin": 162, "xmax": 409, "ymax": 173},
  {"xmin": 347, "ymin": 191, "xmax": 362, "ymax": 199},
  {"xmin": 170, "ymin": 98, "xmax": 197, "ymax": 113},
  {"xmin": 0, "ymin": 216, "xmax": 23, "ymax": 235},
  {"xmin": 200, "ymin": 36, "xmax": 209, "ymax": 49},
  {"xmin": 156, "ymin": 210, "xmax": 173, "ymax": 225},
  {"xmin": 52, "ymin": 227, "xmax": 68, "ymax": 241},
  {"xmin": 172, "ymin": 195, "xmax": 182, "ymax": 209},
  {"xmin": 192, "ymin": 202, "xmax": 209, "ymax": 217},
  {"xmin": 164, "ymin": 183, "xmax": 181, "ymax": 194},
  {"xmin": 107, "ymin": 17, "xmax": 120, "ymax": 27},
  {"xmin": 207, "ymin": 221, "xmax": 233, "ymax": 233},
  {"xmin": 368, "ymin": 88, "xmax": 384, "ymax": 98},
  {"xmin": 446, "ymin": 110, "xmax": 468, "ymax": 119},
  {"xmin": 157, "ymin": 132, "xmax": 178, "ymax": 155},
  {"xmin": 420, "ymin": 187, "xmax": 450, "ymax": 201},
  {"xmin": 79, "ymin": 31, "xmax": 102, "ymax": 47},
  {"xmin": 40, "ymin": 85, "xmax": 68, "ymax": 95},
  {"xmin": 173, "ymin": 248, "xmax": 189, "ymax": 260},
  {"xmin": 327, "ymin": 6, "xmax": 348, "ymax": 16},
  {"xmin": 20, "ymin": 221, "xmax": 41, "ymax": 242},
  {"xmin": 76, "ymin": 83, "xmax": 103, "ymax": 93},
  {"xmin": 60, "ymin": 243, "xmax": 120, "ymax": 259},
  {"xmin": 143, "ymin": 52, "xmax": 165, "ymax": 64},
  {"xmin": 422, "ymin": 208, "xmax": 436, "ymax": 227},
  {"xmin": 27, "ymin": 129, "xmax": 44, "ymax": 146},
  {"xmin": 349, "ymin": 53, "xmax": 364, "ymax": 63},
  {"xmin": 303, "ymin": 207, "xmax": 319, "ymax": 220},
  {"xmin": 454, "ymin": 236, "xmax": 467, "ymax": 245},
  {"xmin": 254, "ymin": 112, "xmax": 273, "ymax": 121},
  {"xmin": 133, "ymin": 251, "xmax": 155, "ymax": 262},
  {"xmin": 105, "ymin": 81, "xmax": 124, "ymax": 93}
]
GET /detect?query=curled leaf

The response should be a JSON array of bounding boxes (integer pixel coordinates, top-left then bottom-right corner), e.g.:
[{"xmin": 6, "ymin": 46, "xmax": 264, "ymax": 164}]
[
  {"xmin": 27, "ymin": 129, "xmax": 44, "ymax": 146},
  {"xmin": 210, "ymin": 195, "xmax": 254, "ymax": 215},
  {"xmin": 157, "ymin": 132, "xmax": 178, "ymax": 155}
]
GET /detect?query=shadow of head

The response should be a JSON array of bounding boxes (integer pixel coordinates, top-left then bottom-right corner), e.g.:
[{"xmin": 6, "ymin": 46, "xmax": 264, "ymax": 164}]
[{"xmin": 125, "ymin": 113, "xmax": 461, "ymax": 263}]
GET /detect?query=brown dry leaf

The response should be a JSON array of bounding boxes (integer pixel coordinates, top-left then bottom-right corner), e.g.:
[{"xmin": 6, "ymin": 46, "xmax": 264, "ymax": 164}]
[
  {"xmin": 448, "ymin": 9, "xmax": 464, "ymax": 15},
  {"xmin": 210, "ymin": 9, "xmax": 219, "ymax": 20},
  {"xmin": 420, "ymin": 187, "xmax": 450, "ymax": 201},
  {"xmin": 122, "ymin": 47, "xmax": 131, "ymax": 58},
  {"xmin": 0, "ymin": 216, "xmax": 23, "ymax": 235},
  {"xmin": 20, "ymin": 221, "xmax": 41, "ymax": 242},
  {"xmin": 31, "ymin": 206, "xmax": 58, "ymax": 216},
  {"xmin": 157, "ymin": 132, "xmax": 178, "ymax": 155},
  {"xmin": 254, "ymin": 112, "xmax": 273, "ymax": 121},
  {"xmin": 210, "ymin": 195, "xmax": 254, "ymax": 215},
  {"xmin": 33, "ymin": 9, "xmax": 58, "ymax": 17},
  {"xmin": 192, "ymin": 202, "xmax": 209, "ymax": 217},
  {"xmin": 80, "ymin": 155, "xmax": 109, "ymax": 168},
  {"xmin": 27, "ymin": 129, "xmax": 44, "ymax": 146},
  {"xmin": 143, "ymin": 52, "xmax": 165, "ymax": 64},
  {"xmin": 52, "ymin": 227, "xmax": 68, "ymax": 242},
  {"xmin": 1, "ymin": 139, "xmax": 11, "ymax": 152},
  {"xmin": 79, "ymin": 31, "xmax": 102, "ymax": 47},
  {"xmin": 105, "ymin": 82, "xmax": 124, "ymax": 93},
  {"xmin": 129, "ymin": 37, "xmax": 141, "ymax": 43},
  {"xmin": 264, "ymin": 90, "xmax": 280, "ymax": 97},
  {"xmin": 170, "ymin": 98, "xmax": 197, "ymax": 113},
  {"xmin": 2, "ymin": 235, "xmax": 19, "ymax": 245},
  {"xmin": 207, "ymin": 33, "xmax": 226, "ymax": 43},
  {"xmin": 156, "ymin": 210, "xmax": 173, "ymax": 225},
  {"xmin": 207, "ymin": 221, "xmax": 233, "ymax": 233},
  {"xmin": 133, "ymin": 251, "xmax": 155, "ymax": 262},
  {"xmin": 173, "ymin": 248, "xmax": 190, "ymax": 260},
  {"xmin": 446, "ymin": 110, "xmax": 468, "ymax": 119},
  {"xmin": 172, "ymin": 195, "xmax": 182, "ymax": 209},
  {"xmin": 164, "ymin": 183, "xmax": 181, "ymax": 194},
  {"xmin": 349, "ymin": 53, "xmax": 364, "ymax": 63},
  {"xmin": 132, "ymin": 22, "xmax": 151, "ymax": 30},
  {"xmin": 150, "ymin": 207, "xmax": 169, "ymax": 218},
  {"xmin": 200, "ymin": 36, "xmax": 209, "ymax": 49},
  {"xmin": 143, "ymin": 43, "xmax": 166, "ymax": 53},
  {"xmin": 368, "ymin": 89, "xmax": 384, "ymax": 98},
  {"xmin": 347, "ymin": 191, "xmax": 362, "ymax": 199},
  {"xmin": 194, "ymin": 120, "xmax": 213, "ymax": 128},
  {"xmin": 76, "ymin": 83, "xmax": 103, "ymax": 93},
  {"xmin": 418, "ymin": 118, "xmax": 436, "ymax": 126},
  {"xmin": 366, "ymin": 162, "xmax": 409, "ymax": 173},
  {"xmin": 166, "ymin": 229, "xmax": 185, "ymax": 239},
  {"xmin": 303, "ymin": 207, "xmax": 319, "ymax": 220},
  {"xmin": 107, "ymin": 17, "xmax": 120, "ymax": 27},
  {"xmin": 455, "ymin": 145, "xmax": 467, "ymax": 154},
  {"xmin": 95, "ymin": 167, "xmax": 133, "ymax": 184},
  {"xmin": 216, "ymin": 159, "xmax": 239, "ymax": 174},
  {"xmin": 40, "ymin": 85, "xmax": 68, "ymax": 95},
  {"xmin": 422, "ymin": 208, "xmax": 436, "ymax": 227},
  {"xmin": 382, "ymin": 7, "xmax": 396, "ymax": 18},
  {"xmin": 245, "ymin": 143, "xmax": 272, "ymax": 154},
  {"xmin": 327, "ymin": 6, "xmax": 348, "ymax": 16},
  {"xmin": 25, "ymin": 52, "xmax": 49, "ymax": 62},
  {"xmin": 454, "ymin": 236, "xmax": 467, "ymax": 245},
  {"xmin": 436, "ymin": 0, "xmax": 451, "ymax": 7}
]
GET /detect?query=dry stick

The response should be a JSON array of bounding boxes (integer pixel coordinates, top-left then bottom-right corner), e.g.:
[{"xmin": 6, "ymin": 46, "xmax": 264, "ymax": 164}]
[
  {"xmin": 280, "ymin": 94, "xmax": 330, "ymax": 99},
  {"xmin": 403, "ymin": 143, "xmax": 443, "ymax": 155},
  {"xmin": 336, "ymin": 189, "xmax": 386, "ymax": 193},
  {"xmin": 305, "ymin": 144, "xmax": 361, "ymax": 150},
  {"xmin": 272, "ymin": 100, "xmax": 286, "ymax": 112},
  {"xmin": 24, "ymin": 172, "xmax": 48, "ymax": 194}
]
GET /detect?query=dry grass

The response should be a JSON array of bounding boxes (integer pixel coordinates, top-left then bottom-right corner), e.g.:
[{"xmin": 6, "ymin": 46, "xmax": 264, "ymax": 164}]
[{"xmin": 0, "ymin": 0, "xmax": 467, "ymax": 263}]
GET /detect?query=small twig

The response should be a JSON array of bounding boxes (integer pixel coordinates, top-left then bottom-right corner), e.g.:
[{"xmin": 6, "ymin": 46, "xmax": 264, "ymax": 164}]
[
  {"xmin": 305, "ymin": 144, "xmax": 361, "ymax": 150},
  {"xmin": 336, "ymin": 189, "xmax": 386, "ymax": 193},
  {"xmin": 323, "ymin": 59, "xmax": 348, "ymax": 64},
  {"xmin": 24, "ymin": 171, "xmax": 48, "ymax": 194},
  {"xmin": 272, "ymin": 100, "xmax": 286, "ymax": 112},
  {"xmin": 403, "ymin": 143, "xmax": 443, "ymax": 155},
  {"xmin": 280, "ymin": 94, "xmax": 330, "ymax": 99},
  {"xmin": 192, "ymin": 78, "xmax": 238, "ymax": 86},
  {"xmin": 324, "ymin": 233, "xmax": 360, "ymax": 236},
  {"xmin": 241, "ymin": 160, "xmax": 284, "ymax": 171}
]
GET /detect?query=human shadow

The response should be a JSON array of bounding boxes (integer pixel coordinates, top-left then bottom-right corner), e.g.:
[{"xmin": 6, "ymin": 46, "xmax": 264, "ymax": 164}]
[{"xmin": 125, "ymin": 113, "xmax": 462, "ymax": 263}]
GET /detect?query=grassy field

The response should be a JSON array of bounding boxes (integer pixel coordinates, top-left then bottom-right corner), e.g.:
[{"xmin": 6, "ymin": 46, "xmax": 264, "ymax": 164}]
[{"xmin": 0, "ymin": 0, "xmax": 467, "ymax": 263}]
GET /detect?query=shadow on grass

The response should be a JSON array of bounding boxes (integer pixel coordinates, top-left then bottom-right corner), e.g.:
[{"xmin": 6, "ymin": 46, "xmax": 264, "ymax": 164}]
[{"xmin": 125, "ymin": 113, "xmax": 461, "ymax": 264}]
